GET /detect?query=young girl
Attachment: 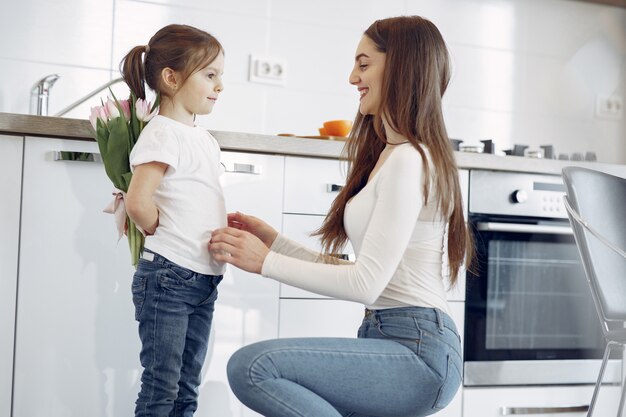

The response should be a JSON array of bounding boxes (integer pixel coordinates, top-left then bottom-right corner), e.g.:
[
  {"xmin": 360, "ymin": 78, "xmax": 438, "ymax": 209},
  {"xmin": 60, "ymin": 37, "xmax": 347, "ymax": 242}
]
[
  {"xmin": 210, "ymin": 16, "xmax": 474, "ymax": 417},
  {"xmin": 121, "ymin": 24, "xmax": 226, "ymax": 416}
]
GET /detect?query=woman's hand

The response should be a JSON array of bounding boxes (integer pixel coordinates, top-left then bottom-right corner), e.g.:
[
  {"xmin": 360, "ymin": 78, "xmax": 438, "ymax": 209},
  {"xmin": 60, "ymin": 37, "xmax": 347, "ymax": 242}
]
[
  {"xmin": 209, "ymin": 227, "xmax": 270, "ymax": 274},
  {"xmin": 227, "ymin": 212, "xmax": 278, "ymax": 248}
]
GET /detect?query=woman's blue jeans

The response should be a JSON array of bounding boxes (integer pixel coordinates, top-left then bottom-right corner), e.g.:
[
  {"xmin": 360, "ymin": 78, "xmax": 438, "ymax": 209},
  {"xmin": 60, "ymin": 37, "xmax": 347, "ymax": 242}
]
[
  {"xmin": 227, "ymin": 306, "xmax": 462, "ymax": 417},
  {"xmin": 132, "ymin": 249, "xmax": 222, "ymax": 417}
]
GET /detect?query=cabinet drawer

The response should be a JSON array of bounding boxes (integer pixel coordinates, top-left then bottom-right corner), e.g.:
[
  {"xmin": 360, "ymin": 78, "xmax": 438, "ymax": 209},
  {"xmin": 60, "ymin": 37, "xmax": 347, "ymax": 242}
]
[
  {"xmin": 463, "ymin": 385, "xmax": 621, "ymax": 417},
  {"xmin": 0, "ymin": 135, "xmax": 22, "ymax": 417},
  {"xmin": 280, "ymin": 214, "xmax": 353, "ymax": 298},
  {"xmin": 279, "ymin": 299, "xmax": 364, "ymax": 338},
  {"xmin": 284, "ymin": 156, "xmax": 347, "ymax": 215}
]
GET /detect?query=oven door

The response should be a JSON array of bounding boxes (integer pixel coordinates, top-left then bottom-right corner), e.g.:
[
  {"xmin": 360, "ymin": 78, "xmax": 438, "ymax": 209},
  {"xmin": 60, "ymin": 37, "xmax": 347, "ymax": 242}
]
[{"xmin": 464, "ymin": 217, "xmax": 621, "ymax": 386}]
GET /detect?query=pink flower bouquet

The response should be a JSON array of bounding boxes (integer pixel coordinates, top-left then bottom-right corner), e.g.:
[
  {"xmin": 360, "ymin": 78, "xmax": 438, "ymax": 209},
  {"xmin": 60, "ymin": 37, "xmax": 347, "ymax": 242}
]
[{"xmin": 89, "ymin": 92, "xmax": 158, "ymax": 267}]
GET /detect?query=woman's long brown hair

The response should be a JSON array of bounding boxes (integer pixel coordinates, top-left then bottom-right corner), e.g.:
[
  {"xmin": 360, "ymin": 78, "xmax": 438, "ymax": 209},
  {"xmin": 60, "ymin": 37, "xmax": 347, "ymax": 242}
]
[
  {"xmin": 120, "ymin": 24, "xmax": 223, "ymax": 100},
  {"xmin": 316, "ymin": 16, "xmax": 474, "ymax": 285}
]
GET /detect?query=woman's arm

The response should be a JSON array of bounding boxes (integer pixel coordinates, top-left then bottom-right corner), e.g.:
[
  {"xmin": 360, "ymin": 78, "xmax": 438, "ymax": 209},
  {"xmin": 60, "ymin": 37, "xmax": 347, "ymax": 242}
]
[
  {"xmin": 270, "ymin": 234, "xmax": 353, "ymax": 265},
  {"xmin": 125, "ymin": 162, "xmax": 168, "ymax": 235},
  {"xmin": 211, "ymin": 147, "xmax": 424, "ymax": 304},
  {"xmin": 228, "ymin": 211, "xmax": 352, "ymax": 264}
]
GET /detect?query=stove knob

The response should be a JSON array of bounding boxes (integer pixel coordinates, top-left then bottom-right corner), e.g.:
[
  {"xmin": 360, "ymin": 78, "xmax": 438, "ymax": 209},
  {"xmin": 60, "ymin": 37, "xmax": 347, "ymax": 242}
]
[{"xmin": 512, "ymin": 189, "xmax": 528, "ymax": 204}]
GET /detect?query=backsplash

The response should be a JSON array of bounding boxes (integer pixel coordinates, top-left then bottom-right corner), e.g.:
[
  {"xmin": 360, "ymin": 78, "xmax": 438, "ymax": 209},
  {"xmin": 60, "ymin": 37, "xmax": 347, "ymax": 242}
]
[{"xmin": 1, "ymin": 0, "xmax": 625, "ymax": 163}]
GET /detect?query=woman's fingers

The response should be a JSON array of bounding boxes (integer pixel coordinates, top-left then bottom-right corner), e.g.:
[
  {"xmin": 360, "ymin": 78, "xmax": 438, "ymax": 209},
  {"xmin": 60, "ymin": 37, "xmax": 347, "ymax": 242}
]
[
  {"xmin": 210, "ymin": 228, "xmax": 248, "ymax": 259},
  {"xmin": 209, "ymin": 227, "xmax": 268, "ymax": 273}
]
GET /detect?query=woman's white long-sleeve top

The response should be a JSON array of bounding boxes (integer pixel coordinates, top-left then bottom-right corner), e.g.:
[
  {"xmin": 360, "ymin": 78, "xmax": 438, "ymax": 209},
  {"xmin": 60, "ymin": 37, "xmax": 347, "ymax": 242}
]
[{"xmin": 262, "ymin": 143, "xmax": 451, "ymax": 314}]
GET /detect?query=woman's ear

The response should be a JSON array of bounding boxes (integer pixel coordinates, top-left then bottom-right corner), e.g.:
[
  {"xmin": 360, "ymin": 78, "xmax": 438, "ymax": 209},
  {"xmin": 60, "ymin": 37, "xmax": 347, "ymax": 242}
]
[{"xmin": 160, "ymin": 68, "xmax": 179, "ymax": 94}]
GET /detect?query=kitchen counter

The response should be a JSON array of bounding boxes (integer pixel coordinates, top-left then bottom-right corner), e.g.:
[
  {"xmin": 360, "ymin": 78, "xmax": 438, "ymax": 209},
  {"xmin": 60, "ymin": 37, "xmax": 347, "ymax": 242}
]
[{"xmin": 1, "ymin": 112, "xmax": 624, "ymax": 176}]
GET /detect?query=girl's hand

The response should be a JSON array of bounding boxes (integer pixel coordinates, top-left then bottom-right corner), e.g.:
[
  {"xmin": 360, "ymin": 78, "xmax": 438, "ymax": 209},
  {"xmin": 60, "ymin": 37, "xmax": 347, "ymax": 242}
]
[
  {"xmin": 227, "ymin": 212, "xmax": 278, "ymax": 248},
  {"xmin": 209, "ymin": 227, "xmax": 270, "ymax": 274}
]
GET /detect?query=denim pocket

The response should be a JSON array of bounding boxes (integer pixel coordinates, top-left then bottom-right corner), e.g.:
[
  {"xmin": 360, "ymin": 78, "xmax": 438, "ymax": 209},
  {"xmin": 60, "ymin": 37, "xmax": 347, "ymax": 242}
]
[
  {"xmin": 131, "ymin": 268, "xmax": 148, "ymax": 321},
  {"xmin": 171, "ymin": 265, "xmax": 195, "ymax": 281},
  {"xmin": 433, "ymin": 354, "xmax": 462, "ymax": 410},
  {"xmin": 198, "ymin": 276, "xmax": 222, "ymax": 306},
  {"xmin": 375, "ymin": 316, "xmax": 422, "ymax": 355},
  {"xmin": 159, "ymin": 265, "xmax": 196, "ymax": 289}
]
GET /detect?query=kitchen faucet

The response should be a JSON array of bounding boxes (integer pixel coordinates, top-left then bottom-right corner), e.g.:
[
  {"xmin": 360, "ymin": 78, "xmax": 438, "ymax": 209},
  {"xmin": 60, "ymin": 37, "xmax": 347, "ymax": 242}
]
[
  {"xmin": 54, "ymin": 77, "xmax": 124, "ymax": 117},
  {"xmin": 30, "ymin": 74, "xmax": 60, "ymax": 116}
]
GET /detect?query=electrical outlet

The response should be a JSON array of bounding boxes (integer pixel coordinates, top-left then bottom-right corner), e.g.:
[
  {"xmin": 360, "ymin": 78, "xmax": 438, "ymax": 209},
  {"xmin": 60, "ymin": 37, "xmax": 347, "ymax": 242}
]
[
  {"xmin": 248, "ymin": 55, "xmax": 286, "ymax": 86},
  {"xmin": 595, "ymin": 95, "xmax": 623, "ymax": 120}
]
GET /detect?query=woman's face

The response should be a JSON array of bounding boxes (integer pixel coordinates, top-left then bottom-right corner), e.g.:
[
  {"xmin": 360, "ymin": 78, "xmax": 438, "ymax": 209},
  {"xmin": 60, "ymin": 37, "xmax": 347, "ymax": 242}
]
[{"xmin": 349, "ymin": 35, "xmax": 386, "ymax": 116}]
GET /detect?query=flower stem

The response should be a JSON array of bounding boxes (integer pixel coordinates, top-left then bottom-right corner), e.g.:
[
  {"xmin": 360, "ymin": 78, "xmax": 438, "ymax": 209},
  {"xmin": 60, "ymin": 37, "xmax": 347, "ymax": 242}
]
[{"xmin": 127, "ymin": 216, "xmax": 143, "ymax": 268}]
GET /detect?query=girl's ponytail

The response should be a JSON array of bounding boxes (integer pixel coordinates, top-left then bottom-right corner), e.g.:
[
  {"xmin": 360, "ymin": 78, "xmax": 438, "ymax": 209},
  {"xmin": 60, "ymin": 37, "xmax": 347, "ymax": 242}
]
[
  {"xmin": 120, "ymin": 25, "xmax": 223, "ymax": 102},
  {"xmin": 120, "ymin": 45, "xmax": 149, "ymax": 100}
]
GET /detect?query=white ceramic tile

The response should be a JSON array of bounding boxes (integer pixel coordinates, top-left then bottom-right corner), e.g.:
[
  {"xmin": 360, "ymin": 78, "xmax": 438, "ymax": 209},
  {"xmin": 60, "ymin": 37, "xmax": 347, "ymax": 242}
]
[
  {"xmin": 0, "ymin": 58, "xmax": 113, "ymax": 117},
  {"xmin": 270, "ymin": 0, "xmax": 405, "ymax": 31},
  {"xmin": 521, "ymin": 0, "xmax": 626, "ymax": 59},
  {"xmin": 264, "ymin": 88, "xmax": 356, "ymax": 136},
  {"xmin": 125, "ymin": 0, "xmax": 270, "ymax": 17},
  {"xmin": 445, "ymin": 95, "xmax": 626, "ymax": 164},
  {"xmin": 521, "ymin": 54, "xmax": 596, "ymax": 119},
  {"xmin": 0, "ymin": 0, "xmax": 113, "ymax": 68},
  {"xmin": 443, "ymin": 105, "xmax": 515, "ymax": 152},
  {"xmin": 446, "ymin": 44, "xmax": 521, "ymax": 113},
  {"xmin": 405, "ymin": 0, "xmax": 526, "ymax": 51},
  {"xmin": 565, "ymin": 36, "xmax": 624, "ymax": 97},
  {"xmin": 268, "ymin": 20, "xmax": 360, "ymax": 96},
  {"xmin": 195, "ymin": 82, "xmax": 267, "ymax": 133},
  {"xmin": 506, "ymin": 112, "xmax": 599, "ymax": 157},
  {"xmin": 591, "ymin": 119, "xmax": 626, "ymax": 164},
  {"xmin": 113, "ymin": 0, "xmax": 268, "ymax": 86}
]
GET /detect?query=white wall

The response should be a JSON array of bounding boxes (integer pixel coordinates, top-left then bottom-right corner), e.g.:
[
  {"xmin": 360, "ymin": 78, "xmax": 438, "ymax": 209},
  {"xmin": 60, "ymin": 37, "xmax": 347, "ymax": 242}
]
[{"xmin": 1, "ymin": 0, "xmax": 625, "ymax": 163}]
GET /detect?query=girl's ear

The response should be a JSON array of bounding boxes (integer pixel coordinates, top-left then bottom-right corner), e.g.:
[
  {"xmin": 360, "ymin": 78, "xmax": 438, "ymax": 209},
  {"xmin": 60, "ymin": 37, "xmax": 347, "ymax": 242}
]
[{"xmin": 160, "ymin": 67, "xmax": 179, "ymax": 93}]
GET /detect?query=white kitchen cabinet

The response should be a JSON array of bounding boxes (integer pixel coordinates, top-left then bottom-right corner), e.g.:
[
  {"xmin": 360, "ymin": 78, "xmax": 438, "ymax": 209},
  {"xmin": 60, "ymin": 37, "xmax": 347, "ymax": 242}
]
[
  {"xmin": 283, "ymin": 156, "xmax": 347, "ymax": 215},
  {"xmin": 463, "ymin": 385, "xmax": 622, "ymax": 417},
  {"xmin": 281, "ymin": 213, "xmax": 353, "ymax": 298},
  {"xmin": 12, "ymin": 140, "xmax": 283, "ymax": 417},
  {"xmin": 281, "ymin": 156, "xmax": 351, "ymax": 299},
  {"xmin": 0, "ymin": 135, "xmax": 23, "ymax": 417},
  {"xmin": 278, "ymin": 298, "xmax": 364, "ymax": 338},
  {"xmin": 197, "ymin": 151, "xmax": 283, "ymax": 417},
  {"xmin": 13, "ymin": 137, "xmax": 139, "ymax": 417}
]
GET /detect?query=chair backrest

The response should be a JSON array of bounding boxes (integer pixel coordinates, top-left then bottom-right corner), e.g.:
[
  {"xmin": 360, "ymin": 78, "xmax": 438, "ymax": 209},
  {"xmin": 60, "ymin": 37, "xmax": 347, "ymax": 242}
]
[{"xmin": 562, "ymin": 167, "xmax": 626, "ymax": 322}]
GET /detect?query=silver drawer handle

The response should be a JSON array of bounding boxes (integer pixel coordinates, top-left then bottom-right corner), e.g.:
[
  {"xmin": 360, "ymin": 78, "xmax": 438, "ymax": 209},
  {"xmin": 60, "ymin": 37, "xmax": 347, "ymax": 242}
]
[
  {"xmin": 476, "ymin": 222, "xmax": 573, "ymax": 235},
  {"xmin": 53, "ymin": 151, "xmax": 101, "ymax": 162},
  {"xmin": 222, "ymin": 162, "xmax": 262, "ymax": 175},
  {"xmin": 326, "ymin": 183, "xmax": 344, "ymax": 192},
  {"xmin": 501, "ymin": 405, "xmax": 589, "ymax": 415}
]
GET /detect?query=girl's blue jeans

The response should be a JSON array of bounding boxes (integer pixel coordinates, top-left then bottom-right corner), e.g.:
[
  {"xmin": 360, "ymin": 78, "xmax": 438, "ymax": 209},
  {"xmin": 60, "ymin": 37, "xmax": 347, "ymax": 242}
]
[
  {"xmin": 227, "ymin": 306, "xmax": 462, "ymax": 417},
  {"xmin": 132, "ymin": 249, "xmax": 222, "ymax": 417}
]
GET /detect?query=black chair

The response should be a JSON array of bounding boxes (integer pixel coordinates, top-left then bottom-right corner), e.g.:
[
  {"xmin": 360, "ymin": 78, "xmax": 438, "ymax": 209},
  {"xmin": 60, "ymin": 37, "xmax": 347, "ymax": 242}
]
[{"xmin": 562, "ymin": 167, "xmax": 626, "ymax": 417}]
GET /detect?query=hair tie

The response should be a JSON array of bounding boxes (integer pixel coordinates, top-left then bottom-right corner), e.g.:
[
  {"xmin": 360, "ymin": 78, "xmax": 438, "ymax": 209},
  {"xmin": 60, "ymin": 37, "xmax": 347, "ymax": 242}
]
[{"xmin": 144, "ymin": 45, "xmax": 150, "ymax": 54}]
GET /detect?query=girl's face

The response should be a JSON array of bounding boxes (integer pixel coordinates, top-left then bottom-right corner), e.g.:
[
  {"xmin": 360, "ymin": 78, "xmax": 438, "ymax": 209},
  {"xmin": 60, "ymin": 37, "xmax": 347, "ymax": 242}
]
[
  {"xmin": 177, "ymin": 51, "xmax": 225, "ymax": 116},
  {"xmin": 349, "ymin": 36, "xmax": 386, "ymax": 116}
]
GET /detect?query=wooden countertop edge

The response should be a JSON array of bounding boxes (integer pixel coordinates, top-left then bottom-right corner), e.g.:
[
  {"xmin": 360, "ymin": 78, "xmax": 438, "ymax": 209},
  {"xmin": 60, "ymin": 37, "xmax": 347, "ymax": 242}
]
[
  {"xmin": 1, "ymin": 112, "xmax": 624, "ymax": 175},
  {"xmin": 0, "ymin": 113, "xmax": 94, "ymax": 141}
]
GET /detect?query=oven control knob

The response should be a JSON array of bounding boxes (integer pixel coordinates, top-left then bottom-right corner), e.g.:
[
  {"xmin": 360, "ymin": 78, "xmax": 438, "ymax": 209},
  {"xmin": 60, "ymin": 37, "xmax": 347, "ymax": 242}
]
[{"xmin": 511, "ymin": 189, "xmax": 528, "ymax": 203}]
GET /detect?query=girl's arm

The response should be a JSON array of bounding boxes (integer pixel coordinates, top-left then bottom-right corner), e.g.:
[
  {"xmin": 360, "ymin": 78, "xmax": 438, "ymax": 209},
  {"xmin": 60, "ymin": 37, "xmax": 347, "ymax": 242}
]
[{"xmin": 125, "ymin": 162, "xmax": 168, "ymax": 235}]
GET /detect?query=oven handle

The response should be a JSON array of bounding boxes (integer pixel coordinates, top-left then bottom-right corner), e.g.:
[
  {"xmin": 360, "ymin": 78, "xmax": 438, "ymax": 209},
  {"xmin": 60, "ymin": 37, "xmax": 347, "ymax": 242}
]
[
  {"xmin": 501, "ymin": 405, "xmax": 589, "ymax": 415},
  {"xmin": 476, "ymin": 222, "xmax": 573, "ymax": 235}
]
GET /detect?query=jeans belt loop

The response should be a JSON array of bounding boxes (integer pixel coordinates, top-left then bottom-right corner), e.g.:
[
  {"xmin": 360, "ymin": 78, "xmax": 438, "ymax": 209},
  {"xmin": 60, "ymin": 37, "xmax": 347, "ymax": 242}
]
[{"xmin": 434, "ymin": 308, "xmax": 445, "ymax": 332}]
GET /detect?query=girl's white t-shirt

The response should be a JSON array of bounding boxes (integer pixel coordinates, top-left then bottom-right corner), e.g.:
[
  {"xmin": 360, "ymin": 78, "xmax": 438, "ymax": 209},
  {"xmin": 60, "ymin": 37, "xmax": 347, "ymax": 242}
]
[
  {"xmin": 129, "ymin": 115, "xmax": 227, "ymax": 275},
  {"xmin": 262, "ymin": 143, "xmax": 451, "ymax": 314}
]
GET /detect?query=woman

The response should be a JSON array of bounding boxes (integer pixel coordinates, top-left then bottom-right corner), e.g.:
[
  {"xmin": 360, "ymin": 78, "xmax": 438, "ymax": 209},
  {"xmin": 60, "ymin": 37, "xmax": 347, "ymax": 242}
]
[{"xmin": 209, "ymin": 15, "xmax": 474, "ymax": 417}]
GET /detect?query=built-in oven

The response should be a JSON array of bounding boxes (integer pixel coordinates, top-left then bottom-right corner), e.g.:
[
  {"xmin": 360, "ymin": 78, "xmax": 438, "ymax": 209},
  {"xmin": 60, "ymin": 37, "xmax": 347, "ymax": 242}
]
[{"xmin": 464, "ymin": 170, "xmax": 622, "ymax": 386}]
